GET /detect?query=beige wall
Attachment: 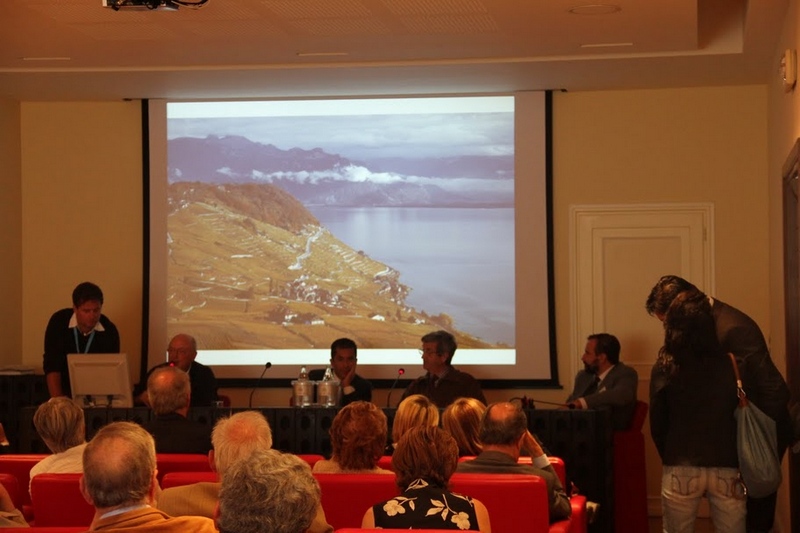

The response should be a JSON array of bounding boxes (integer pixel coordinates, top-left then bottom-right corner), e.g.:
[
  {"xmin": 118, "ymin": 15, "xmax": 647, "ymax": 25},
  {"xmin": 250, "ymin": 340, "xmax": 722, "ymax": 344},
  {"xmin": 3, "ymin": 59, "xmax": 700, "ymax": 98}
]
[
  {"xmin": 18, "ymin": 102, "xmax": 144, "ymax": 376},
  {"xmin": 0, "ymin": 100, "xmax": 22, "ymax": 366}
]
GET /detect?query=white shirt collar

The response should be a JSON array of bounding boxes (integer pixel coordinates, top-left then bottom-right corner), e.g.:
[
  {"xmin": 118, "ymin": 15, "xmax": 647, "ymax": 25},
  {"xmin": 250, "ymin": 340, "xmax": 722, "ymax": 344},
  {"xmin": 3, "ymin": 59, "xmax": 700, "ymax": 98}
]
[{"xmin": 68, "ymin": 313, "xmax": 105, "ymax": 333}]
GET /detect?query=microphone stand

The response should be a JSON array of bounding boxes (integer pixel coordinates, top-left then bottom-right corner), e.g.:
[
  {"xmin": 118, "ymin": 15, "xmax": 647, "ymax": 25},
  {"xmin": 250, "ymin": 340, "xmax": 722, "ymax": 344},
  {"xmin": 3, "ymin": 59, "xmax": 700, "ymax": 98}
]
[
  {"xmin": 386, "ymin": 368, "xmax": 405, "ymax": 408},
  {"xmin": 248, "ymin": 362, "xmax": 272, "ymax": 408}
]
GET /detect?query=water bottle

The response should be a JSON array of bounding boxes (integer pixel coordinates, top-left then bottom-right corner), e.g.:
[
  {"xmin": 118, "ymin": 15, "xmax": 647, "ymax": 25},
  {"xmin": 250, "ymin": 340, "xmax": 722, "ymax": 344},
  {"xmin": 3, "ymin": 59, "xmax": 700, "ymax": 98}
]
[
  {"xmin": 318, "ymin": 366, "xmax": 339, "ymax": 407},
  {"xmin": 292, "ymin": 365, "xmax": 312, "ymax": 407}
]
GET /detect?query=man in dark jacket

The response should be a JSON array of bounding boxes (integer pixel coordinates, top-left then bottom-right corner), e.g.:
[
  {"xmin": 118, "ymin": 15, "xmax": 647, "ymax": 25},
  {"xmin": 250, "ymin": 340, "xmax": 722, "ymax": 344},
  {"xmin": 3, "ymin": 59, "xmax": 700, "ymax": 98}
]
[{"xmin": 646, "ymin": 275, "xmax": 790, "ymax": 533}]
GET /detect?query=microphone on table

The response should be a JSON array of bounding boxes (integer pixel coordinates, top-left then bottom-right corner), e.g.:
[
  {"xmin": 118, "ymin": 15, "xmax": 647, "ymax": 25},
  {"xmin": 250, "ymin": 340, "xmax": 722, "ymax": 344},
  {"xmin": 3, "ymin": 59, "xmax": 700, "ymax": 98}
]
[
  {"xmin": 248, "ymin": 362, "xmax": 272, "ymax": 408},
  {"xmin": 386, "ymin": 368, "xmax": 405, "ymax": 408}
]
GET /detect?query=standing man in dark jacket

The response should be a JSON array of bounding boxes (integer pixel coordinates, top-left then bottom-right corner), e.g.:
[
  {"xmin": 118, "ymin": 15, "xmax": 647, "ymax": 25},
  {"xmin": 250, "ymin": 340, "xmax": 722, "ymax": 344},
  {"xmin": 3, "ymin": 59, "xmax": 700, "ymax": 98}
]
[
  {"xmin": 646, "ymin": 275, "xmax": 791, "ymax": 532},
  {"xmin": 43, "ymin": 282, "xmax": 120, "ymax": 399}
]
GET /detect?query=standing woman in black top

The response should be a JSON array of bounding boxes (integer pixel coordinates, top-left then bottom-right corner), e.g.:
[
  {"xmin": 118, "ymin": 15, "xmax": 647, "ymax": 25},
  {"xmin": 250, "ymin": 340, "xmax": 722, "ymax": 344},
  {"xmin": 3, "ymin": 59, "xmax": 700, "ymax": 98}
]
[{"xmin": 650, "ymin": 289, "xmax": 745, "ymax": 533}]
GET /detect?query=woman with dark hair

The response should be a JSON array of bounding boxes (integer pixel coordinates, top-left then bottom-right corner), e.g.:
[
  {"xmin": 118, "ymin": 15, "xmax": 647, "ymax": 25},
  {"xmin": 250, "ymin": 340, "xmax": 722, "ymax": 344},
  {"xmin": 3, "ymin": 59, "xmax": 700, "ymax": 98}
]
[
  {"xmin": 442, "ymin": 397, "xmax": 486, "ymax": 457},
  {"xmin": 649, "ymin": 289, "xmax": 745, "ymax": 532},
  {"xmin": 312, "ymin": 401, "xmax": 392, "ymax": 474},
  {"xmin": 361, "ymin": 426, "xmax": 491, "ymax": 531}
]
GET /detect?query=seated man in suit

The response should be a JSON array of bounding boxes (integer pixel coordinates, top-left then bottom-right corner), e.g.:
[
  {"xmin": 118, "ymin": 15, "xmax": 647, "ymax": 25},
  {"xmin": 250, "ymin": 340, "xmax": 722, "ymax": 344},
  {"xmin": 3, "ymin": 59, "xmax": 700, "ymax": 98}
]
[
  {"xmin": 457, "ymin": 402, "xmax": 571, "ymax": 522},
  {"xmin": 401, "ymin": 330, "xmax": 486, "ymax": 408},
  {"xmin": 80, "ymin": 421, "xmax": 216, "ymax": 532},
  {"xmin": 566, "ymin": 333, "xmax": 638, "ymax": 430},
  {"xmin": 133, "ymin": 333, "xmax": 218, "ymax": 407},
  {"xmin": 156, "ymin": 410, "xmax": 332, "ymax": 533},
  {"xmin": 217, "ymin": 449, "xmax": 321, "ymax": 533},
  {"xmin": 310, "ymin": 338, "xmax": 372, "ymax": 406},
  {"xmin": 142, "ymin": 366, "xmax": 212, "ymax": 454}
]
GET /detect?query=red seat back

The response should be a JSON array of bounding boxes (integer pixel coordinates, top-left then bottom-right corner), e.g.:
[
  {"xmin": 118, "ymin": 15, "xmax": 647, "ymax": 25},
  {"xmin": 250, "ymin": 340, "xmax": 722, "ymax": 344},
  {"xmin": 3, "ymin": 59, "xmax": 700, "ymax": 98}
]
[
  {"xmin": 376, "ymin": 455, "xmax": 393, "ymax": 471},
  {"xmin": 161, "ymin": 471, "xmax": 218, "ymax": 489},
  {"xmin": 0, "ymin": 454, "xmax": 49, "ymax": 508},
  {"xmin": 30, "ymin": 473, "xmax": 94, "ymax": 527},
  {"xmin": 296, "ymin": 454, "xmax": 325, "ymax": 469},
  {"xmin": 2, "ymin": 528, "xmax": 85, "ymax": 532},
  {"xmin": 628, "ymin": 400, "xmax": 649, "ymax": 432},
  {"xmin": 0, "ymin": 472, "xmax": 21, "ymax": 511},
  {"xmin": 313, "ymin": 473, "xmax": 399, "ymax": 530},
  {"xmin": 155, "ymin": 453, "xmax": 211, "ymax": 484},
  {"xmin": 449, "ymin": 473, "xmax": 550, "ymax": 533}
]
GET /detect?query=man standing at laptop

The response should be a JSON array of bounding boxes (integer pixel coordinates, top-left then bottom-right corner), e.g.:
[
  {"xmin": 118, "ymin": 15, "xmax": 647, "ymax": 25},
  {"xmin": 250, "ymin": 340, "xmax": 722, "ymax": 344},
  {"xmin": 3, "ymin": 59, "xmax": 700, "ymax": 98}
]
[{"xmin": 43, "ymin": 282, "xmax": 120, "ymax": 398}]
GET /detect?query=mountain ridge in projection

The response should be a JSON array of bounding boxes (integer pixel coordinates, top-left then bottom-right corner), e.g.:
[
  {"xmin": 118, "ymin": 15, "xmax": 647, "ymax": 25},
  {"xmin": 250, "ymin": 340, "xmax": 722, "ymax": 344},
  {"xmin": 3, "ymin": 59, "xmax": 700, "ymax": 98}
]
[
  {"xmin": 166, "ymin": 181, "xmax": 500, "ymax": 351},
  {"xmin": 168, "ymin": 135, "xmax": 513, "ymax": 208}
]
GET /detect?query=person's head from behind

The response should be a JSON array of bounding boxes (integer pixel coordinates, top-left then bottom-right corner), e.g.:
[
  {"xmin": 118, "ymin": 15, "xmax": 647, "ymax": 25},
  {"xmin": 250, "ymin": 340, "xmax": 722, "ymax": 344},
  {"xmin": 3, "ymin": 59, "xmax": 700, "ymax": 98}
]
[
  {"xmin": 33, "ymin": 397, "xmax": 86, "ymax": 454},
  {"xmin": 330, "ymin": 337, "xmax": 357, "ymax": 381},
  {"xmin": 659, "ymin": 288, "xmax": 721, "ymax": 372},
  {"xmin": 81, "ymin": 421, "xmax": 156, "ymax": 510},
  {"xmin": 442, "ymin": 397, "xmax": 486, "ymax": 457},
  {"xmin": 147, "ymin": 365, "xmax": 190, "ymax": 416},
  {"xmin": 392, "ymin": 394, "xmax": 439, "ymax": 444},
  {"xmin": 329, "ymin": 401, "xmax": 387, "ymax": 470},
  {"xmin": 582, "ymin": 333, "xmax": 621, "ymax": 374},
  {"xmin": 645, "ymin": 275, "xmax": 700, "ymax": 319},
  {"xmin": 212, "ymin": 410, "xmax": 273, "ymax": 476},
  {"xmin": 420, "ymin": 330, "xmax": 457, "ymax": 373},
  {"xmin": 480, "ymin": 402, "xmax": 528, "ymax": 449},
  {"xmin": 217, "ymin": 449, "xmax": 320, "ymax": 533},
  {"xmin": 167, "ymin": 333, "xmax": 198, "ymax": 372},
  {"xmin": 392, "ymin": 426, "xmax": 458, "ymax": 491},
  {"xmin": 71, "ymin": 282, "xmax": 104, "ymax": 334}
]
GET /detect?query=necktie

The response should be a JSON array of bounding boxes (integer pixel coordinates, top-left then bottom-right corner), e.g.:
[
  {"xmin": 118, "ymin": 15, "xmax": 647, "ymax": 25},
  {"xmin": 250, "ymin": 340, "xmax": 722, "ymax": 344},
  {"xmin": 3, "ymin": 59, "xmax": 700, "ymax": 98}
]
[{"xmin": 585, "ymin": 376, "xmax": 601, "ymax": 396}]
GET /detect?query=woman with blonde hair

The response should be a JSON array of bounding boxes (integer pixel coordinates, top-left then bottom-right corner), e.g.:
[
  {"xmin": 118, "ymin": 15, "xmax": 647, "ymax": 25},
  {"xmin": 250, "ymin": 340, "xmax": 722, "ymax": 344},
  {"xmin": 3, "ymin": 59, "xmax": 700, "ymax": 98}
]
[
  {"xmin": 389, "ymin": 394, "xmax": 439, "ymax": 452},
  {"xmin": 442, "ymin": 397, "xmax": 486, "ymax": 457},
  {"xmin": 313, "ymin": 401, "xmax": 392, "ymax": 474}
]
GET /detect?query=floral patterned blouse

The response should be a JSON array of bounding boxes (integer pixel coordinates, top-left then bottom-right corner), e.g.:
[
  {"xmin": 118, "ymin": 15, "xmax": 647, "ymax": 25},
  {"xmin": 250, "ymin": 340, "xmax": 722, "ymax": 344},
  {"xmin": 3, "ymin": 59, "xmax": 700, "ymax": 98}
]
[{"xmin": 372, "ymin": 478, "xmax": 480, "ymax": 530}]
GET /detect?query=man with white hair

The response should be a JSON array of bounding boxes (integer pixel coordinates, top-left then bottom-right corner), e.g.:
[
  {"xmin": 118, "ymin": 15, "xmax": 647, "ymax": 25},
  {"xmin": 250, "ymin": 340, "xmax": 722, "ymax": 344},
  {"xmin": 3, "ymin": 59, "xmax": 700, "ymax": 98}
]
[
  {"xmin": 157, "ymin": 410, "xmax": 332, "ymax": 533},
  {"xmin": 80, "ymin": 421, "xmax": 216, "ymax": 532}
]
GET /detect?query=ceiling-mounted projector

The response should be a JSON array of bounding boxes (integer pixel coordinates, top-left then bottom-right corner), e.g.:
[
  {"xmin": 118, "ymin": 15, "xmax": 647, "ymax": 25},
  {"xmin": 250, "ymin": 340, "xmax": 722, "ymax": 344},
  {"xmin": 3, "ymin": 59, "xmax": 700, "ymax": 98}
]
[{"xmin": 102, "ymin": 0, "xmax": 186, "ymax": 10}]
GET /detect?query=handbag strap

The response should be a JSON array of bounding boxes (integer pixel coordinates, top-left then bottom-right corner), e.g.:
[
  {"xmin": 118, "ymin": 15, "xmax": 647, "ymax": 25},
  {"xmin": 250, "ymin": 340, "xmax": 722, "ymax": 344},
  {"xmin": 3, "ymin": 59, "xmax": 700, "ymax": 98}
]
[{"xmin": 727, "ymin": 352, "xmax": 748, "ymax": 407}]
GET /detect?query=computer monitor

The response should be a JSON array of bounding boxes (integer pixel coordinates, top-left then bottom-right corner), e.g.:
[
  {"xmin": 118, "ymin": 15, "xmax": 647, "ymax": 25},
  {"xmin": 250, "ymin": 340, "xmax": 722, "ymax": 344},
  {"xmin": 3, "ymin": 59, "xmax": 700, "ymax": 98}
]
[{"xmin": 67, "ymin": 353, "xmax": 133, "ymax": 408}]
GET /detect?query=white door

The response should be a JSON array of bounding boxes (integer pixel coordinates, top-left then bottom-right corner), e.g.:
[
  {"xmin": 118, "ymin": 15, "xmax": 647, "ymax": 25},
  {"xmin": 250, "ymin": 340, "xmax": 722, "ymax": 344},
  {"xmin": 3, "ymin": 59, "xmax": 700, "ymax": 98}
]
[{"xmin": 569, "ymin": 202, "xmax": 714, "ymax": 516}]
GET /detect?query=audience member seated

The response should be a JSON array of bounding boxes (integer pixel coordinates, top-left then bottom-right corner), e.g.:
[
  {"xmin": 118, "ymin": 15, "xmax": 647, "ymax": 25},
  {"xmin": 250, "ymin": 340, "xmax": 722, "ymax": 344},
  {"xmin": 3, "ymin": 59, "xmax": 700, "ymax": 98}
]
[
  {"xmin": 218, "ymin": 449, "xmax": 321, "ymax": 533},
  {"xmin": 80, "ymin": 421, "xmax": 216, "ymax": 532},
  {"xmin": 29, "ymin": 397, "xmax": 87, "ymax": 496},
  {"xmin": 43, "ymin": 281, "xmax": 121, "ymax": 399},
  {"xmin": 457, "ymin": 402, "xmax": 571, "ymax": 522},
  {"xmin": 133, "ymin": 333, "xmax": 218, "ymax": 407},
  {"xmin": 0, "ymin": 483, "xmax": 26, "ymax": 527},
  {"xmin": 313, "ymin": 402, "xmax": 392, "ymax": 475},
  {"xmin": 387, "ymin": 394, "xmax": 440, "ymax": 454},
  {"xmin": 157, "ymin": 410, "xmax": 332, "ymax": 533},
  {"xmin": 401, "ymin": 330, "xmax": 486, "ymax": 408},
  {"xmin": 362, "ymin": 426, "xmax": 490, "ymax": 531},
  {"xmin": 566, "ymin": 332, "xmax": 638, "ymax": 430},
  {"xmin": 142, "ymin": 366, "xmax": 212, "ymax": 454},
  {"xmin": 442, "ymin": 397, "xmax": 486, "ymax": 457}
]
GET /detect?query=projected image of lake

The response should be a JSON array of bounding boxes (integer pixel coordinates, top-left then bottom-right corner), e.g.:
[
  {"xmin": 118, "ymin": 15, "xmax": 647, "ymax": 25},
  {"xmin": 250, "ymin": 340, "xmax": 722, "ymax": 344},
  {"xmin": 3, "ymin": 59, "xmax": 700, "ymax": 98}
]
[{"xmin": 308, "ymin": 206, "xmax": 515, "ymax": 345}]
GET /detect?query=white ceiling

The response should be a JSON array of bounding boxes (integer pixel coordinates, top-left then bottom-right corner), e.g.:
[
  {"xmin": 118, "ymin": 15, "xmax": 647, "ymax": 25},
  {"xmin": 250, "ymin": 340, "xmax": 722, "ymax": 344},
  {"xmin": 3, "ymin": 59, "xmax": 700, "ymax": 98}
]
[{"xmin": 0, "ymin": 0, "xmax": 789, "ymax": 101}]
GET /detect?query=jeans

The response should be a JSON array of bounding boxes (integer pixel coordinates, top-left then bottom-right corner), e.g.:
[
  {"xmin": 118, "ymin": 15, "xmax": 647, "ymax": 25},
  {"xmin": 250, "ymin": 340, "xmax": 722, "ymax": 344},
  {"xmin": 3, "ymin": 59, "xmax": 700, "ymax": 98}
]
[{"xmin": 661, "ymin": 465, "xmax": 746, "ymax": 533}]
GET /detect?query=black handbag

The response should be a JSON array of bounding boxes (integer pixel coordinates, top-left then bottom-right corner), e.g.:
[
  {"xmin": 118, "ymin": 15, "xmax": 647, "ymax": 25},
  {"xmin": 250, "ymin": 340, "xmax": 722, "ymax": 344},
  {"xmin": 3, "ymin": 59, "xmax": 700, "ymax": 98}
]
[{"xmin": 728, "ymin": 353, "xmax": 782, "ymax": 498}]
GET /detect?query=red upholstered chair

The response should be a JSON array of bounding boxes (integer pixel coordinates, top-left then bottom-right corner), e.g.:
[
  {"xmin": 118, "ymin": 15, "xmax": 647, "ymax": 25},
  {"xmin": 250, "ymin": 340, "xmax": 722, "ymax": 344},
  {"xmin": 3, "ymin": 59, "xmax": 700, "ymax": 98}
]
[
  {"xmin": 313, "ymin": 473, "xmax": 399, "ymax": 530},
  {"xmin": 155, "ymin": 453, "xmax": 212, "ymax": 484},
  {"xmin": 613, "ymin": 400, "xmax": 649, "ymax": 533},
  {"xmin": 450, "ymin": 473, "xmax": 550, "ymax": 533},
  {"xmin": 0, "ymin": 472, "xmax": 21, "ymax": 512},
  {"xmin": 0, "ymin": 454, "xmax": 48, "ymax": 513},
  {"xmin": 30, "ymin": 473, "xmax": 94, "ymax": 527},
  {"xmin": 297, "ymin": 454, "xmax": 326, "ymax": 469},
  {"xmin": 334, "ymin": 530, "xmax": 459, "ymax": 532},
  {"xmin": 161, "ymin": 471, "xmax": 218, "ymax": 489},
  {"xmin": 376, "ymin": 455, "xmax": 393, "ymax": 471}
]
